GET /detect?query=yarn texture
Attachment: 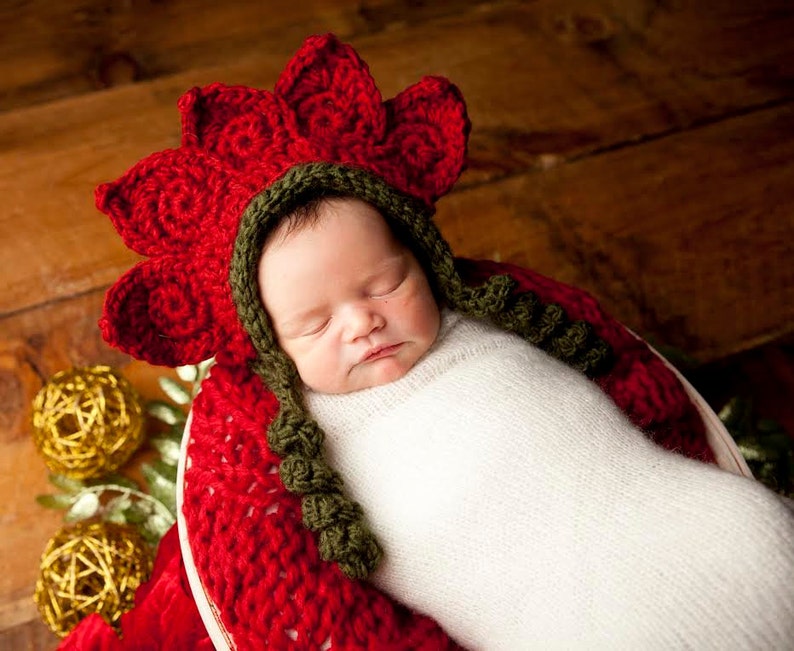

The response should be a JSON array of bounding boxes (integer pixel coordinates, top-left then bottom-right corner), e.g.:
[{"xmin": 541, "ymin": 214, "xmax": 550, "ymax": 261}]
[{"xmin": 99, "ymin": 33, "xmax": 613, "ymax": 578}]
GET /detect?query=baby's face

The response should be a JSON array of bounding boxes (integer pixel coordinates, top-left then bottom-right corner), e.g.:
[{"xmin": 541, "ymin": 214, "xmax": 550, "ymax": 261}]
[{"xmin": 258, "ymin": 198, "xmax": 440, "ymax": 394}]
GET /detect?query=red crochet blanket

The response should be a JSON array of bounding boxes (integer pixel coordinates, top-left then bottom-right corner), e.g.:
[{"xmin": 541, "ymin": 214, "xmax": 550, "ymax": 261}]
[{"xmin": 60, "ymin": 260, "xmax": 712, "ymax": 650}]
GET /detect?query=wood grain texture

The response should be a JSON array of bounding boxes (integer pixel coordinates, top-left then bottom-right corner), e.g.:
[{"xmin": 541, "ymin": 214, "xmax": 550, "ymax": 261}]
[
  {"xmin": 3, "ymin": 1, "xmax": 793, "ymax": 321},
  {"xmin": 1, "ymin": 0, "xmax": 792, "ymax": 646},
  {"xmin": 442, "ymin": 104, "xmax": 794, "ymax": 361},
  {"xmin": 0, "ymin": 0, "xmax": 495, "ymax": 111}
]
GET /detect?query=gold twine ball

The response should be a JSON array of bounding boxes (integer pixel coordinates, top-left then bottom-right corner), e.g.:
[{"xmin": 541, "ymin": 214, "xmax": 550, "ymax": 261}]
[
  {"xmin": 33, "ymin": 521, "xmax": 154, "ymax": 638},
  {"xmin": 31, "ymin": 366, "xmax": 145, "ymax": 479}
]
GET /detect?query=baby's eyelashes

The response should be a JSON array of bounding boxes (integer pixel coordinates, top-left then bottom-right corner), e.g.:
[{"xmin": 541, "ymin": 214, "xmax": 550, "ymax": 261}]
[
  {"xmin": 277, "ymin": 316, "xmax": 330, "ymax": 339},
  {"xmin": 301, "ymin": 318, "xmax": 331, "ymax": 337},
  {"xmin": 369, "ymin": 275, "xmax": 406, "ymax": 299}
]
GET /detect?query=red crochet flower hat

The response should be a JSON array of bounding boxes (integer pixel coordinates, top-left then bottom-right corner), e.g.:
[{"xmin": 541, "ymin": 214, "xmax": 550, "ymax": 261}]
[
  {"xmin": 97, "ymin": 33, "xmax": 468, "ymax": 369},
  {"xmin": 97, "ymin": 33, "xmax": 614, "ymax": 579}
]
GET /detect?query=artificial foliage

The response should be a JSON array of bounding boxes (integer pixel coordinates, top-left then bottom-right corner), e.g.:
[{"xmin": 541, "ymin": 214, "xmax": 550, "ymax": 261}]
[
  {"xmin": 719, "ymin": 396, "xmax": 793, "ymax": 497},
  {"xmin": 32, "ymin": 360, "xmax": 211, "ymax": 638},
  {"xmin": 29, "ymin": 30, "xmax": 793, "ymax": 648},
  {"xmin": 28, "ymin": 357, "xmax": 792, "ymax": 645},
  {"xmin": 653, "ymin": 342, "xmax": 794, "ymax": 498}
]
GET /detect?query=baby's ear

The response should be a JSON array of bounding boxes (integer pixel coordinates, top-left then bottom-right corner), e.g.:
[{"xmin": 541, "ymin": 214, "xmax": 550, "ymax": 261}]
[{"xmin": 376, "ymin": 76, "xmax": 470, "ymax": 205}]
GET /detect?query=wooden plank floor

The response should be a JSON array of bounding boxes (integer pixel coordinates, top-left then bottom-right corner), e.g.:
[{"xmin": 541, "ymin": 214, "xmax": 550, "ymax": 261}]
[{"xmin": 2, "ymin": 1, "xmax": 793, "ymax": 646}]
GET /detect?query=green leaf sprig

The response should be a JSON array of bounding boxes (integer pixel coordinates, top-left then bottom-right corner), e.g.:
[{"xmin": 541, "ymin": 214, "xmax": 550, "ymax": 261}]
[
  {"xmin": 719, "ymin": 396, "xmax": 793, "ymax": 498},
  {"xmin": 35, "ymin": 360, "xmax": 213, "ymax": 545}
]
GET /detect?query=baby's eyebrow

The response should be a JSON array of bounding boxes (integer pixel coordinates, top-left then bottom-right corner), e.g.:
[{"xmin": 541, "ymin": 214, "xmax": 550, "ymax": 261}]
[{"xmin": 363, "ymin": 253, "xmax": 406, "ymax": 281}]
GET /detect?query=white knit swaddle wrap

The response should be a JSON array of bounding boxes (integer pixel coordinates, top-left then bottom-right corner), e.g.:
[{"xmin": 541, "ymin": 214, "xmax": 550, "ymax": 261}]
[{"xmin": 305, "ymin": 312, "xmax": 794, "ymax": 649}]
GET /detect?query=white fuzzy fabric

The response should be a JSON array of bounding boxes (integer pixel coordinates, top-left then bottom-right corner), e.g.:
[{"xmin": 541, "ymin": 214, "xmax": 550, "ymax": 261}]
[{"xmin": 305, "ymin": 312, "xmax": 794, "ymax": 649}]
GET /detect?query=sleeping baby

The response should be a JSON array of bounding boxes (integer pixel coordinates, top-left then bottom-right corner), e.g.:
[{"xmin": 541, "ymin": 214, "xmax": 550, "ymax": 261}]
[{"xmin": 256, "ymin": 193, "xmax": 794, "ymax": 649}]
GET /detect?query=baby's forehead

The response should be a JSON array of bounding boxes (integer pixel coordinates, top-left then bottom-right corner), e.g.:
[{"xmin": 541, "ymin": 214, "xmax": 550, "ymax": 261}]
[
  {"xmin": 265, "ymin": 196, "xmax": 393, "ymax": 251},
  {"xmin": 257, "ymin": 198, "xmax": 411, "ymax": 312}
]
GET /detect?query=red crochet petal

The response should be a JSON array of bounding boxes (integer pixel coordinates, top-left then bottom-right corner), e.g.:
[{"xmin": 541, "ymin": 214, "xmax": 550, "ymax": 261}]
[
  {"xmin": 120, "ymin": 526, "xmax": 214, "ymax": 650},
  {"xmin": 275, "ymin": 33, "xmax": 385, "ymax": 157},
  {"xmin": 59, "ymin": 526, "xmax": 214, "ymax": 650},
  {"xmin": 179, "ymin": 84, "xmax": 295, "ymax": 181},
  {"xmin": 95, "ymin": 148, "xmax": 235, "ymax": 256},
  {"xmin": 100, "ymin": 253, "xmax": 237, "ymax": 367},
  {"xmin": 375, "ymin": 76, "xmax": 469, "ymax": 204}
]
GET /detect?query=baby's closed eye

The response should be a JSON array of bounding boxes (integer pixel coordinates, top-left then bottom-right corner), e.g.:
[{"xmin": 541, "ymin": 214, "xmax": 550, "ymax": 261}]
[
  {"xmin": 301, "ymin": 317, "xmax": 331, "ymax": 337},
  {"xmin": 369, "ymin": 276, "xmax": 405, "ymax": 298},
  {"xmin": 368, "ymin": 262, "xmax": 408, "ymax": 298}
]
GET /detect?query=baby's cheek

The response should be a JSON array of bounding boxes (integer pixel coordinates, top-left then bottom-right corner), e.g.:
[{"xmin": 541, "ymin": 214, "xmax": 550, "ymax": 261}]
[
  {"xmin": 320, "ymin": 343, "xmax": 354, "ymax": 393},
  {"xmin": 285, "ymin": 342, "xmax": 320, "ymax": 387}
]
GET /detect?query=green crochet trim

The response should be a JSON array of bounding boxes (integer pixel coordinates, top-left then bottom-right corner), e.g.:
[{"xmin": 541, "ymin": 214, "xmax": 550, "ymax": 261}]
[{"xmin": 229, "ymin": 162, "xmax": 612, "ymax": 579}]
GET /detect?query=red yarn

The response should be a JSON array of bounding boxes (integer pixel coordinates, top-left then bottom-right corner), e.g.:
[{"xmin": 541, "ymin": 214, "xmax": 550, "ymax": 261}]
[
  {"xmin": 58, "ymin": 526, "xmax": 213, "ymax": 651},
  {"xmin": 460, "ymin": 259, "xmax": 713, "ymax": 461}
]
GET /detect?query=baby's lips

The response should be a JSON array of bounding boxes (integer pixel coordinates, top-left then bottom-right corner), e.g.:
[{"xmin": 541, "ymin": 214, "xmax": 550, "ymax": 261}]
[{"xmin": 361, "ymin": 342, "xmax": 403, "ymax": 364}]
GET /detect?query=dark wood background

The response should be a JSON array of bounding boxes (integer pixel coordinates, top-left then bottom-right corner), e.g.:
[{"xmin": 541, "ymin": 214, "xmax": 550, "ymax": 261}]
[{"xmin": 1, "ymin": 0, "xmax": 792, "ymax": 647}]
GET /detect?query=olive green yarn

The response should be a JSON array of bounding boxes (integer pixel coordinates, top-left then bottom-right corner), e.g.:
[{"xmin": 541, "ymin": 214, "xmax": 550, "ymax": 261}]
[
  {"xmin": 229, "ymin": 162, "xmax": 612, "ymax": 580},
  {"xmin": 279, "ymin": 455, "xmax": 344, "ymax": 494},
  {"xmin": 484, "ymin": 286, "xmax": 612, "ymax": 377},
  {"xmin": 302, "ymin": 493, "xmax": 364, "ymax": 530},
  {"xmin": 575, "ymin": 339, "xmax": 612, "ymax": 376},
  {"xmin": 229, "ymin": 164, "xmax": 395, "ymax": 579},
  {"xmin": 319, "ymin": 521, "xmax": 383, "ymax": 580},
  {"xmin": 268, "ymin": 411, "xmax": 324, "ymax": 459}
]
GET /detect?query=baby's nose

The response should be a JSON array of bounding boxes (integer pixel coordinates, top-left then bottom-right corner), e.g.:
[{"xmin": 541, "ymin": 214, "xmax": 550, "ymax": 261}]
[{"xmin": 343, "ymin": 304, "xmax": 385, "ymax": 341}]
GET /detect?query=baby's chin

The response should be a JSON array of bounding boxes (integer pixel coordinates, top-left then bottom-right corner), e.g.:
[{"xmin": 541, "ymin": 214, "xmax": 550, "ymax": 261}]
[
  {"xmin": 311, "ymin": 357, "xmax": 414, "ymax": 394},
  {"xmin": 355, "ymin": 359, "xmax": 413, "ymax": 391}
]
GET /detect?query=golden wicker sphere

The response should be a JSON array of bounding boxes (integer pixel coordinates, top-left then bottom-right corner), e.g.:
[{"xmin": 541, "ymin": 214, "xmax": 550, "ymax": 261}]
[
  {"xmin": 31, "ymin": 366, "xmax": 145, "ymax": 479},
  {"xmin": 33, "ymin": 521, "xmax": 154, "ymax": 638}
]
